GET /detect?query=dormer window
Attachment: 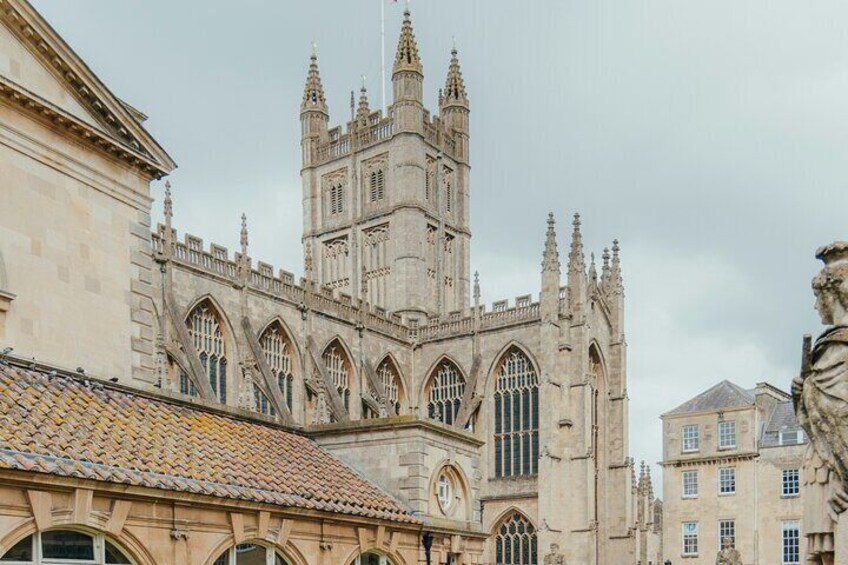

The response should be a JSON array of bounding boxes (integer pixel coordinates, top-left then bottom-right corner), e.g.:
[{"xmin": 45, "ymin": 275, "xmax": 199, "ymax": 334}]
[{"xmin": 779, "ymin": 429, "xmax": 804, "ymax": 446}]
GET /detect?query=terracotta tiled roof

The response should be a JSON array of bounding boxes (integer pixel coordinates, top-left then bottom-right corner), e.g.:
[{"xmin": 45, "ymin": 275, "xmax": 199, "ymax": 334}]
[{"xmin": 0, "ymin": 364, "xmax": 417, "ymax": 524}]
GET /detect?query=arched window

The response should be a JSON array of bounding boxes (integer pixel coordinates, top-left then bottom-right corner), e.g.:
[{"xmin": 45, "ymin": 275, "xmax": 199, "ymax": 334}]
[
  {"xmin": 323, "ymin": 341, "xmax": 351, "ymax": 416},
  {"xmin": 186, "ymin": 302, "xmax": 228, "ymax": 403},
  {"xmin": 1, "ymin": 530, "xmax": 133, "ymax": 564},
  {"xmin": 493, "ymin": 349, "xmax": 539, "ymax": 477},
  {"xmin": 212, "ymin": 543, "xmax": 289, "ymax": 565},
  {"xmin": 495, "ymin": 513, "xmax": 537, "ymax": 565},
  {"xmin": 426, "ymin": 360, "xmax": 465, "ymax": 426},
  {"xmin": 369, "ymin": 169, "xmax": 385, "ymax": 202},
  {"xmin": 260, "ymin": 324, "xmax": 295, "ymax": 411},
  {"xmin": 354, "ymin": 552, "xmax": 394, "ymax": 565},
  {"xmin": 364, "ymin": 357, "xmax": 403, "ymax": 418},
  {"xmin": 330, "ymin": 183, "xmax": 345, "ymax": 215},
  {"xmin": 167, "ymin": 355, "xmax": 197, "ymax": 398},
  {"xmin": 253, "ymin": 385, "xmax": 276, "ymax": 417}
]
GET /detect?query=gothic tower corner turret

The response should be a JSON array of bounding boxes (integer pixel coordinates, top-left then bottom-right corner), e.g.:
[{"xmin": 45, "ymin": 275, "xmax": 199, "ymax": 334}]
[
  {"xmin": 391, "ymin": 9, "xmax": 424, "ymax": 133},
  {"xmin": 300, "ymin": 47, "xmax": 329, "ymax": 168}
]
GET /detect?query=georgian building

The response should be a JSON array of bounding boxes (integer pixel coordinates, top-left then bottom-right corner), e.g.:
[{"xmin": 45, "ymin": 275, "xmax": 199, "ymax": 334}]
[
  {"xmin": 0, "ymin": 1, "xmax": 660, "ymax": 563},
  {"xmin": 660, "ymin": 380, "xmax": 806, "ymax": 565}
]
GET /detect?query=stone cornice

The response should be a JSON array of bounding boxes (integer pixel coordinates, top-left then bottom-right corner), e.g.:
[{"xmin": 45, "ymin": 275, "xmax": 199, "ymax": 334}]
[
  {"xmin": 0, "ymin": 74, "xmax": 169, "ymax": 178},
  {"xmin": 0, "ymin": 0, "xmax": 175, "ymax": 174},
  {"xmin": 660, "ymin": 451, "xmax": 759, "ymax": 467}
]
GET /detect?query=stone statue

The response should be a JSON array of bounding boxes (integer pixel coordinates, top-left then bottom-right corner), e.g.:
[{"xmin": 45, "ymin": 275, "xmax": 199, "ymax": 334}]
[
  {"xmin": 542, "ymin": 543, "xmax": 566, "ymax": 565},
  {"xmin": 715, "ymin": 537, "xmax": 741, "ymax": 565},
  {"xmin": 792, "ymin": 241, "xmax": 848, "ymax": 565}
]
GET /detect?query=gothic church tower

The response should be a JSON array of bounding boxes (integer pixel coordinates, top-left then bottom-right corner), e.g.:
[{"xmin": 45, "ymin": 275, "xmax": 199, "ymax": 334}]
[{"xmin": 300, "ymin": 10, "xmax": 471, "ymax": 320}]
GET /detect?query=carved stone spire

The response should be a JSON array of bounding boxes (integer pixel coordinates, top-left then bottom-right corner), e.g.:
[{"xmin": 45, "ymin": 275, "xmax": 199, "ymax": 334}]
[
  {"xmin": 473, "ymin": 270, "xmax": 481, "ymax": 303},
  {"xmin": 541, "ymin": 212, "xmax": 561, "ymax": 273},
  {"xmin": 163, "ymin": 180, "xmax": 173, "ymax": 231},
  {"xmin": 240, "ymin": 213, "xmax": 249, "ymax": 257},
  {"xmin": 601, "ymin": 247, "xmax": 611, "ymax": 289},
  {"xmin": 393, "ymin": 9, "xmax": 422, "ymax": 76},
  {"xmin": 356, "ymin": 77, "xmax": 370, "ymax": 123},
  {"xmin": 610, "ymin": 239, "xmax": 624, "ymax": 295},
  {"xmin": 568, "ymin": 213, "xmax": 585, "ymax": 275},
  {"xmin": 589, "ymin": 252, "xmax": 597, "ymax": 284},
  {"xmin": 301, "ymin": 45, "xmax": 328, "ymax": 114},
  {"xmin": 441, "ymin": 46, "xmax": 468, "ymax": 110}
]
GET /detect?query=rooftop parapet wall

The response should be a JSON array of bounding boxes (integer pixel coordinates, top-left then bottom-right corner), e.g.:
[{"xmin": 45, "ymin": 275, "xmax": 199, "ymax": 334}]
[
  {"xmin": 312, "ymin": 110, "xmax": 459, "ymax": 167},
  {"xmin": 153, "ymin": 227, "xmax": 410, "ymax": 342}
]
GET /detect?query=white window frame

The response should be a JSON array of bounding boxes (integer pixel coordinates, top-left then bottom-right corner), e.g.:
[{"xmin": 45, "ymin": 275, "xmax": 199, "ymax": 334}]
[
  {"xmin": 682, "ymin": 522, "xmax": 699, "ymax": 556},
  {"xmin": 437, "ymin": 473, "xmax": 454, "ymax": 512},
  {"xmin": 0, "ymin": 531, "xmax": 132, "ymax": 565},
  {"xmin": 719, "ymin": 467, "xmax": 736, "ymax": 495},
  {"xmin": 214, "ymin": 544, "xmax": 287, "ymax": 565},
  {"xmin": 779, "ymin": 429, "xmax": 804, "ymax": 446},
  {"xmin": 718, "ymin": 420, "xmax": 737, "ymax": 450},
  {"xmin": 782, "ymin": 469, "xmax": 800, "ymax": 497},
  {"xmin": 682, "ymin": 424, "xmax": 700, "ymax": 453},
  {"xmin": 682, "ymin": 470, "xmax": 699, "ymax": 499},
  {"xmin": 718, "ymin": 519, "xmax": 736, "ymax": 550},
  {"xmin": 782, "ymin": 521, "xmax": 800, "ymax": 565},
  {"xmin": 353, "ymin": 554, "xmax": 391, "ymax": 565}
]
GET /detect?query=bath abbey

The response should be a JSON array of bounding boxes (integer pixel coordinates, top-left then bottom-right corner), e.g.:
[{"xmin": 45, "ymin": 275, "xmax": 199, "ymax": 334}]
[{"xmin": 0, "ymin": 1, "xmax": 661, "ymax": 564}]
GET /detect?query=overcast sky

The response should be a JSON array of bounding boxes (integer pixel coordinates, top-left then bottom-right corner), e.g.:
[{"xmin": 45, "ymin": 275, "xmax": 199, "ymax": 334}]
[{"xmin": 31, "ymin": 0, "xmax": 848, "ymax": 483}]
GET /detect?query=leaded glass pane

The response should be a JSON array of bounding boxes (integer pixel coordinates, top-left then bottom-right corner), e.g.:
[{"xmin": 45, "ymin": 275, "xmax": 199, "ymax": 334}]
[{"xmin": 493, "ymin": 349, "xmax": 539, "ymax": 478}]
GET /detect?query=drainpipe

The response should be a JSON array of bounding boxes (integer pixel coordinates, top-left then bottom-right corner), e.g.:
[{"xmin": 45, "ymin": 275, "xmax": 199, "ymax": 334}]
[{"xmin": 422, "ymin": 532, "xmax": 434, "ymax": 565}]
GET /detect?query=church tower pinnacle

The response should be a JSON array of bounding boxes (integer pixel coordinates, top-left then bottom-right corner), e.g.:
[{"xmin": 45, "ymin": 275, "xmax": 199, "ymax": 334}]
[
  {"xmin": 300, "ymin": 46, "xmax": 329, "ymax": 168},
  {"xmin": 540, "ymin": 213, "xmax": 561, "ymax": 323},
  {"xmin": 392, "ymin": 9, "xmax": 424, "ymax": 132},
  {"xmin": 356, "ymin": 78, "xmax": 371, "ymax": 126},
  {"xmin": 440, "ymin": 45, "xmax": 469, "ymax": 161}
]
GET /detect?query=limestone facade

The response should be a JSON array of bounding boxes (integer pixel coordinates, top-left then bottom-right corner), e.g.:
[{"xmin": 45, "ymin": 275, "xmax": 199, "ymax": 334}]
[
  {"xmin": 661, "ymin": 381, "xmax": 806, "ymax": 564},
  {"xmin": 0, "ymin": 1, "xmax": 658, "ymax": 563}
]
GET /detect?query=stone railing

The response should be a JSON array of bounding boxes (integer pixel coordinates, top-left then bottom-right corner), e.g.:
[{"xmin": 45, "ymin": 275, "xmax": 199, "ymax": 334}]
[
  {"xmin": 314, "ymin": 118, "xmax": 395, "ymax": 165},
  {"xmin": 413, "ymin": 295, "xmax": 543, "ymax": 342}
]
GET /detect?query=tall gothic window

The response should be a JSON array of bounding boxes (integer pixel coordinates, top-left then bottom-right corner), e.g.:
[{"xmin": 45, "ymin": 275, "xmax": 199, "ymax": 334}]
[
  {"xmin": 495, "ymin": 512, "xmax": 537, "ymax": 565},
  {"xmin": 186, "ymin": 302, "xmax": 227, "ymax": 403},
  {"xmin": 260, "ymin": 323, "xmax": 295, "ymax": 411},
  {"xmin": 493, "ymin": 348, "xmax": 539, "ymax": 477},
  {"xmin": 369, "ymin": 169, "xmax": 385, "ymax": 202},
  {"xmin": 323, "ymin": 341, "xmax": 351, "ymax": 416},
  {"xmin": 364, "ymin": 357, "xmax": 403, "ymax": 418},
  {"xmin": 426, "ymin": 360, "xmax": 465, "ymax": 426}
]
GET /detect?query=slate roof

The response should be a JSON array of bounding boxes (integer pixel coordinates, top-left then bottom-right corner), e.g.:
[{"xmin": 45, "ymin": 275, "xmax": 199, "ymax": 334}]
[
  {"xmin": 0, "ymin": 363, "xmax": 417, "ymax": 524},
  {"xmin": 760, "ymin": 401, "xmax": 806, "ymax": 448},
  {"xmin": 664, "ymin": 380, "xmax": 755, "ymax": 416}
]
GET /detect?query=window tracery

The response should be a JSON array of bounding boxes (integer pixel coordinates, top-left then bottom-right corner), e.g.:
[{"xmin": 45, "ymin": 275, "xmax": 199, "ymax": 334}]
[
  {"xmin": 323, "ymin": 342, "xmax": 351, "ymax": 417},
  {"xmin": 426, "ymin": 360, "xmax": 465, "ymax": 426},
  {"xmin": 260, "ymin": 324, "xmax": 295, "ymax": 411},
  {"xmin": 493, "ymin": 349, "xmax": 539, "ymax": 477},
  {"xmin": 322, "ymin": 236, "xmax": 350, "ymax": 290},
  {"xmin": 364, "ymin": 357, "xmax": 402, "ymax": 418},
  {"xmin": 362, "ymin": 224, "xmax": 390, "ymax": 304},
  {"xmin": 186, "ymin": 302, "xmax": 227, "ymax": 403},
  {"xmin": 494, "ymin": 512, "xmax": 537, "ymax": 565}
]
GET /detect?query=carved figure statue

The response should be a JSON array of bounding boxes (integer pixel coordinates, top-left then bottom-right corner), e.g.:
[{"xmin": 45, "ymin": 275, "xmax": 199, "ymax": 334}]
[
  {"xmin": 715, "ymin": 537, "xmax": 741, "ymax": 565},
  {"xmin": 792, "ymin": 241, "xmax": 848, "ymax": 565},
  {"xmin": 542, "ymin": 543, "xmax": 566, "ymax": 565}
]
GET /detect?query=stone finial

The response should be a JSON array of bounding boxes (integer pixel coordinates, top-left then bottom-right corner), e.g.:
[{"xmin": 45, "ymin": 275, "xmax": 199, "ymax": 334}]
[
  {"xmin": 393, "ymin": 8, "xmax": 422, "ymax": 75},
  {"xmin": 473, "ymin": 270, "xmax": 481, "ymax": 302},
  {"xmin": 361, "ymin": 265, "xmax": 368, "ymax": 298},
  {"xmin": 356, "ymin": 77, "xmax": 370, "ymax": 123},
  {"xmin": 601, "ymin": 247, "xmax": 611, "ymax": 286},
  {"xmin": 240, "ymin": 213, "xmax": 249, "ymax": 257},
  {"xmin": 163, "ymin": 181, "xmax": 173, "ymax": 229},
  {"xmin": 541, "ymin": 212, "xmax": 560, "ymax": 274},
  {"xmin": 568, "ymin": 212, "xmax": 585, "ymax": 275},
  {"xmin": 588, "ymin": 252, "xmax": 597, "ymax": 284},
  {"xmin": 301, "ymin": 46, "xmax": 327, "ymax": 113},
  {"xmin": 610, "ymin": 239, "xmax": 624, "ymax": 295},
  {"xmin": 304, "ymin": 243, "xmax": 314, "ymax": 280},
  {"xmin": 441, "ymin": 44, "xmax": 468, "ymax": 109}
]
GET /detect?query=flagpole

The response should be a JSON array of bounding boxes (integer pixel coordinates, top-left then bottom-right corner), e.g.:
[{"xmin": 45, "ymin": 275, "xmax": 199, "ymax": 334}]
[{"xmin": 381, "ymin": 0, "xmax": 386, "ymax": 113}]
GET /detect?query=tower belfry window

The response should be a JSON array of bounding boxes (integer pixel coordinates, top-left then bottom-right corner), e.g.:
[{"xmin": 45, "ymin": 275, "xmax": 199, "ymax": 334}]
[
  {"xmin": 370, "ymin": 169, "xmax": 385, "ymax": 202},
  {"xmin": 330, "ymin": 183, "xmax": 345, "ymax": 215}
]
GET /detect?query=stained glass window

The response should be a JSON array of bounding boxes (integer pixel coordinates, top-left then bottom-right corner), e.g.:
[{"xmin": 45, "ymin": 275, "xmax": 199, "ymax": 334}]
[{"xmin": 260, "ymin": 324, "xmax": 295, "ymax": 411}]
